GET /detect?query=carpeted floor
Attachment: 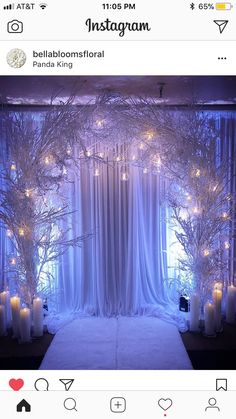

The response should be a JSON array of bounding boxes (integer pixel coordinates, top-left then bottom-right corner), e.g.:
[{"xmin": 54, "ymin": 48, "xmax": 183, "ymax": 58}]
[
  {"xmin": 40, "ymin": 317, "xmax": 192, "ymax": 370},
  {"xmin": 0, "ymin": 320, "xmax": 236, "ymax": 370}
]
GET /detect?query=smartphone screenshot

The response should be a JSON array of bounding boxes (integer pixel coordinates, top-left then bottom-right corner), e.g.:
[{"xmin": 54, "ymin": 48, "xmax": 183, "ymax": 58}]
[{"xmin": 0, "ymin": 0, "xmax": 236, "ymax": 417}]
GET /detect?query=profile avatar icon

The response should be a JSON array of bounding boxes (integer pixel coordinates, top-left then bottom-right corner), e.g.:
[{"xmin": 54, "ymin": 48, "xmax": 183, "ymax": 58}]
[
  {"xmin": 6, "ymin": 48, "xmax": 26, "ymax": 68},
  {"xmin": 205, "ymin": 398, "xmax": 220, "ymax": 412}
]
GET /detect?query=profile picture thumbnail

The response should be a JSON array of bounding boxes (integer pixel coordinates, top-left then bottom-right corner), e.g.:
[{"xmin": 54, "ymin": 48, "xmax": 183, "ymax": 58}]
[{"xmin": 6, "ymin": 48, "xmax": 26, "ymax": 68}]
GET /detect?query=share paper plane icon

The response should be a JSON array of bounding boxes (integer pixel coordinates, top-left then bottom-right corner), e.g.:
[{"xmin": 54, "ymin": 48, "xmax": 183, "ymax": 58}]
[
  {"xmin": 59, "ymin": 379, "xmax": 74, "ymax": 391},
  {"xmin": 214, "ymin": 20, "xmax": 229, "ymax": 33}
]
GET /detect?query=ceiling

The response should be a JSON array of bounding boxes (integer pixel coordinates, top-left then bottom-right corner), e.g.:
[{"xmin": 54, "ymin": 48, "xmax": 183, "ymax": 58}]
[{"xmin": 0, "ymin": 76, "xmax": 236, "ymax": 106}]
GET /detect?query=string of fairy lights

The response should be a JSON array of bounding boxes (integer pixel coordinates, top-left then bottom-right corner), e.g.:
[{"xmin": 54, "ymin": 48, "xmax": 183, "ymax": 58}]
[{"xmin": 6, "ymin": 115, "xmax": 232, "ymax": 287}]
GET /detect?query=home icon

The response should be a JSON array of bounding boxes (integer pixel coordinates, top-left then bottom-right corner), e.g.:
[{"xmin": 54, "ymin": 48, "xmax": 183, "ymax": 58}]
[{"xmin": 16, "ymin": 399, "xmax": 31, "ymax": 412}]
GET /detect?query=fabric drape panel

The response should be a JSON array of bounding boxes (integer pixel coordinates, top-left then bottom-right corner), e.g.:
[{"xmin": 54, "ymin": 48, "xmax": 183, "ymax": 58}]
[
  {"xmin": 217, "ymin": 116, "xmax": 236, "ymax": 281},
  {"xmin": 56, "ymin": 160, "xmax": 169, "ymax": 316},
  {"xmin": 0, "ymin": 134, "xmax": 13, "ymax": 289},
  {"xmin": 54, "ymin": 112, "xmax": 236, "ymax": 315}
]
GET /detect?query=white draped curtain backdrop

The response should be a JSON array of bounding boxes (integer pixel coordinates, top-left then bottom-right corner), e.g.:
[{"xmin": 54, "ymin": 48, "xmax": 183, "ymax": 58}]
[
  {"xmin": 0, "ymin": 110, "xmax": 236, "ymax": 327},
  {"xmin": 57, "ymin": 156, "xmax": 171, "ymax": 317}
]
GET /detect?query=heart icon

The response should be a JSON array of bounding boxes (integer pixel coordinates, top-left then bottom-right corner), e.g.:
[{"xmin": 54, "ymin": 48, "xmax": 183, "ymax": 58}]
[
  {"xmin": 9, "ymin": 378, "xmax": 24, "ymax": 391},
  {"xmin": 158, "ymin": 398, "xmax": 173, "ymax": 411}
]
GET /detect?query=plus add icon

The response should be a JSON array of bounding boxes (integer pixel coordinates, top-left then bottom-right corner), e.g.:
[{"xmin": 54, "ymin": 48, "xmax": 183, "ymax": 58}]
[{"xmin": 110, "ymin": 397, "xmax": 126, "ymax": 413}]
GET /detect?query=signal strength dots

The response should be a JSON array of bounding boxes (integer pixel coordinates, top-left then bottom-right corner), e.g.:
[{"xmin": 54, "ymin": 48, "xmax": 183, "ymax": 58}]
[
  {"xmin": 39, "ymin": 3, "xmax": 47, "ymax": 9},
  {"xmin": 3, "ymin": 3, "xmax": 14, "ymax": 9}
]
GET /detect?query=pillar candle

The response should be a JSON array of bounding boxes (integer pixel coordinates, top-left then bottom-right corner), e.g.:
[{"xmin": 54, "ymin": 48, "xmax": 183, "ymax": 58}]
[
  {"xmin": 19, "ymin": 308, "xmax": 31, "ymax": 343},
  {"xmin": 0, "ymin": 291, "xmax": 11, "ymax": 326},
  {"xmin": 10, "ymin": 296, "xmax": 21, "ymax": 337},
  {"xmin": 33, "ymin": 297, "xmax": 43, "ymax": 337},
  {"xmin": 189, "ymin": 293, "xmax": 200, "ymax": 332},
  {"xmin": 0, "ymin": 304, "xmax": 7, "ymax": 336},
  {"xmin": 226, "ymin": 285, "xmax": 236, "ymax": 324},
  {"xmin": 204, "ymin": 302, "xmax": 215, "ymax": 336},
  {"xmin": 213, "ymin": 288, "xmax": 222, "ymax": 332}
]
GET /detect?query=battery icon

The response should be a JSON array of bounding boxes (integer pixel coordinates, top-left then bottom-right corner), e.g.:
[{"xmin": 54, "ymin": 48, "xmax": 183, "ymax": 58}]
[{"xmin": 216, "ymin": 3, "xmax": 233, "ymax": 10}]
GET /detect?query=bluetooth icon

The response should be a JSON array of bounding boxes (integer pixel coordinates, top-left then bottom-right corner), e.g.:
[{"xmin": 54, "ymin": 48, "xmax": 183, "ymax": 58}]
[{"xmin": 190, "ymin": 2, "xmax": 195, "ymax": 9}]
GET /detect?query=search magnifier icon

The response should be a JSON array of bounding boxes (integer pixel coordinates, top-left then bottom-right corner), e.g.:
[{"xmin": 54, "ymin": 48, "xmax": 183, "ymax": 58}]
[{"xmin": 64, "ymin": 398, "xmax": 77, "ymax": 412}]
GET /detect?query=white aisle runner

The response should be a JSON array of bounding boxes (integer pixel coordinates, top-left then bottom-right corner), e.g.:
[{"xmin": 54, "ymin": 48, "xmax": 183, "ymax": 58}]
[{"xmin": 40, "ymin": 317, "xmax": 192, "ymax": 370}]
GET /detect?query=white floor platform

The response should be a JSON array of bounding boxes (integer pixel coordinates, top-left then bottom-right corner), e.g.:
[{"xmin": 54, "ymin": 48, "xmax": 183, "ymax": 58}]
[{"xmin": 40, "ymin": 316, "xmax": 192, "ymax": 370}]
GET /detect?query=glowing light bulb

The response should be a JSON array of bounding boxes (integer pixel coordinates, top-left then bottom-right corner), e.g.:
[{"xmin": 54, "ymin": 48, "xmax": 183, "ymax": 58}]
[
  {"xmin": 25, "ymin": 188, "xmax": 33, "ymax": 198},
  {"xmin": 44, "ymin": 155, "xmax": 54, "ymax": 165},
  {"xmin": 193, "ymin": 207, "xmax": 201, "ymax": 215},
  {"xmin": 143, "ymin": 168, "xmax": 148, "ymax": 174},
  {"xmin": 66, "ymin": 146, "xmax": 72, "ymax": 156},
  {"xmin": 96, "ymin": 119, "xmax": 105, "ymax": 127},
  {"xmin": 203, "ymin": 249, "xmax": 210, "ymax": 257},
  {"xmin": 192, "ymin": 168, "xmax": 201, "ymax": 178},
  {"xmin": 224, "ymin": 241, "xmax": 230, "ymax": 250},
  {"xmin": 10, "ymin": 257, "xmax": 17, "ymax": 265},
  {"xmin": 145, "ymin": 130, "xmax": 154, "ymax": 140},
  {"xmin": 10, "ymin": 163, "xmax": 16, "ymax": 171},
  {"xmin": 94, "ymin": 168, "xmax": 100, "ymax": 177},
  {"xmin": 115, "ymin": 155, "xmax": 121, "ymax": 162},
  {"xmin": 85, "ymin": 150, "xmax": 92, "ymax": 157},
  {"xmin": 222, "ymin": 212, "xmax": 229, "ymax": 220},
  {"xmin": 186, "ymin": 194, "xmax": 192, "ymax": 201},
  {"xmin": 18, "ymin": 228, "xmax": 25, "ymax": 237},
  {"xmin": 121, "ymin": 172, "xmax": 129, "ymax": 181},
  {"xmin": 153, "ymin": 154, "xmax": 161, "ymax": 167},
  {"xmin": 6, "ymin": 229, "xmax": 13, "ymax": 238},
  {"xmin": 214, "ymin": 282, "xmax": 223, "ymax": 290}
]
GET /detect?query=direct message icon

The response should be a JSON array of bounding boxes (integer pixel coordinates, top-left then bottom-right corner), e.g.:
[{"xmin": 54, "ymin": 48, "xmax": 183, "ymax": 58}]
[
  {"xmin": 59, "ymin": 379, "xmax": 74, "ymax": 391},
  {"xmin": 216, "ymin": 378, "xmax": 227, "ymax": 391}
]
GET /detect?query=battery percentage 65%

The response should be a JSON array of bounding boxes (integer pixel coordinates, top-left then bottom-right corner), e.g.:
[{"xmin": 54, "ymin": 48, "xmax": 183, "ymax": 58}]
[{"xmin": 190, "ymin": 3, "xmax": 215, "ymax": 10}]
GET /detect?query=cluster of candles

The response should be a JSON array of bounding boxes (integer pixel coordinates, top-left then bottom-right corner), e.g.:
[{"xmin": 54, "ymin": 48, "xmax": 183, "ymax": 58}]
[
  {"xmin": 0, "ymin": 291, "xmax": 44, "ymax": 343},
  {"xmin": 189, "ymin": 283, "xmax": 236, "ymax": 336}
]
